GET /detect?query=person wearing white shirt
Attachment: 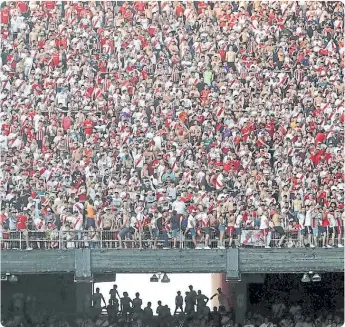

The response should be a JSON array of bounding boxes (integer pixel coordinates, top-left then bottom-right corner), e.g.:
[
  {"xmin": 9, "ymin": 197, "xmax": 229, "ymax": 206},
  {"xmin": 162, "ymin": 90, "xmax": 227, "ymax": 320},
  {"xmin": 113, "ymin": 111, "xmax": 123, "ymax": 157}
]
[
  {"xmin": 297, "ymin": 208, "xmax": 306, "ymax": 248},
  {"xmin": 172, "ymin": 197, "xmax": 186, "ymax": 216},
  {"xmin": 260, "ymin": 213, "xmax": 270, "ymax": 248},
  {"xmin": 186, "ymin": 211, "xmax": 197, "ymax": 248},
  {"xmin": 235, "ymin": 214, "xmax": 243, "ymax": 245},
  {"xmin": 304, "ymin": 205, "xmax": 317, "ymax": 248}
]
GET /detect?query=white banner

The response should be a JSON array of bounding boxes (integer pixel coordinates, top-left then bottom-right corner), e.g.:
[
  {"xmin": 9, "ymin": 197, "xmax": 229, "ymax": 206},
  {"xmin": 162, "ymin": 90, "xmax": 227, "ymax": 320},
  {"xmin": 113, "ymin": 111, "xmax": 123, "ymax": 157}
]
[{"xmin": 241, "ymin": 230, "xmax": 272, "ymax": 247}]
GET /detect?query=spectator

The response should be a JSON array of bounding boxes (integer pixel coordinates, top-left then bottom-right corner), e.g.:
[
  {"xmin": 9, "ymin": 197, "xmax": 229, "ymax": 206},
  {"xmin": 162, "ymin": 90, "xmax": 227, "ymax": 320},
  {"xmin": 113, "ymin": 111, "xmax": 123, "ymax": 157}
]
[{"xmin": 0, "ymin": 1, "xmax": 344, "ymax": 251}]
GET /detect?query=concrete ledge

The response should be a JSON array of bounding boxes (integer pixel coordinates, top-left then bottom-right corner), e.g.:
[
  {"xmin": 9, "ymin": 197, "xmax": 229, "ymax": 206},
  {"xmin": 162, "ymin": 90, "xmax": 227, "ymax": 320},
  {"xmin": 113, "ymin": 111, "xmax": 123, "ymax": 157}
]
[
  {"xmin": 239, "ymin": 248, "xmax": 344, "ymax": 273},
  {"xmin": 1, "ymin": 248, "xmax": 343, "ymax": 275}
]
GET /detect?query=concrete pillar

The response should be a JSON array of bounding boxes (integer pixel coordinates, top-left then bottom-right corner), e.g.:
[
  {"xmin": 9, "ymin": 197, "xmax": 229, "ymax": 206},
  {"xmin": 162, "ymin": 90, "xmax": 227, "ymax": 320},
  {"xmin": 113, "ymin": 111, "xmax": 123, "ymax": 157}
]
[
  {"xmin": 234, "ymin": 281, "xmax": 248, "ymax": 323},
  {"xmin": 75, "ymin": 282, "xmax": 93, "ymax": 314}
]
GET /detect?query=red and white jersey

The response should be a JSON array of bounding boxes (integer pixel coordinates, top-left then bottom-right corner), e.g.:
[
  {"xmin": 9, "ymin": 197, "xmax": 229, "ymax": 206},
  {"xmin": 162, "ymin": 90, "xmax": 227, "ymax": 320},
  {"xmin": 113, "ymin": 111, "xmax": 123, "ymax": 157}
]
[
  {"xmin": 215, "ymin": 174, "xmax": 224, "ymax": 190},
  {"xmin": 196, "ymin": 212, "xmax": 209, "ymax": 227},
  {"xmin": 73, "ymin": 202, "xmax": 84, "ymax": 214},
  {"xmin": 72, "ymin": 214, "xmax": 83, "ymax": 230},
  {"xmin": 327, "ymin": 212, "xmax": 336, "ymax": 227},
  {"xmin": 34, "ymin": 217, "xmax": 46, "ymax": 231},
  {"xmin": 134, "ymin": 153, "xmax": 145, "ymax": 168}
]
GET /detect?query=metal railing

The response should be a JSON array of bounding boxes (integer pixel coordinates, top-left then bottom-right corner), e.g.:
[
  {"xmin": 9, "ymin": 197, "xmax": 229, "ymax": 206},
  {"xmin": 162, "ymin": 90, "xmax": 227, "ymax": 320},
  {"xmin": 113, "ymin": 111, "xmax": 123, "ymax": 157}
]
[{"xmin": 1, "ymin": 229, "xmax": 343, "ymax": 250}]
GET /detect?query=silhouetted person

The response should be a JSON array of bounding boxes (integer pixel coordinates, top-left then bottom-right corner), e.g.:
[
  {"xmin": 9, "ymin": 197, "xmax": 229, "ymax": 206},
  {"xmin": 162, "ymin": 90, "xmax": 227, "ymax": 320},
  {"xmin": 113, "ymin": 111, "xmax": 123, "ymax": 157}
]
[
  {"xmin": 121, "ymin": 292, "xmax": 133, "ymax": 317},
  {"xmin": 174, "ymin": 291, "xmax": 184, "ymax": 315},
  {"xmin": 107, "ymin": 299, "xmax": 118, "ymax": 323},
  {"xmin": 92, "ymin": 288, "xmax": 106, "ymax": 318},
  {"xmin": 109, "ymin": 284, "xmax": 120, "ymax": 305},
  {"xmin": 143, "ymin": 302, "xmax": 153, "ymax": 327},
  {"xmin": 133, "ymin": 292, "xmax": 143, "ymax": 317}
]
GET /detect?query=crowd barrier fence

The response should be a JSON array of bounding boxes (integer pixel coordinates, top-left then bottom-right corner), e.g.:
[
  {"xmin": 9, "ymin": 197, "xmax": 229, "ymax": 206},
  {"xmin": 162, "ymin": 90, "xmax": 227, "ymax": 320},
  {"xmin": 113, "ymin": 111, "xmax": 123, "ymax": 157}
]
[{"xmin": 1, "ymin": 228, "xmax": 342, "ymax": 250}]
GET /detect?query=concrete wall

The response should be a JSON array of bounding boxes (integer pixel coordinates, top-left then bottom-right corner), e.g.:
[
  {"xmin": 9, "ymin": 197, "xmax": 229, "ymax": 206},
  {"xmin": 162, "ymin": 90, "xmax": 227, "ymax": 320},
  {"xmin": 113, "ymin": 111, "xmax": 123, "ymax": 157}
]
[
  {"xmin": 1, "ymin": 248, "xmax": 343, "ymax": 275},
  {"xmin": 1, "ymin": 274, "xmax": 76, "ymax": 317}
]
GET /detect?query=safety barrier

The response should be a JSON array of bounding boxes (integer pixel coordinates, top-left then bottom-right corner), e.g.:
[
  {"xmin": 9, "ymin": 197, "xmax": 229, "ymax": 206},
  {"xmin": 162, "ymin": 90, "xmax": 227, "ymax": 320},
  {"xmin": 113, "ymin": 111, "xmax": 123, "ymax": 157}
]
[{"xmin": 0, "ymin": 229, "xmax": 343, "ymax": 250}]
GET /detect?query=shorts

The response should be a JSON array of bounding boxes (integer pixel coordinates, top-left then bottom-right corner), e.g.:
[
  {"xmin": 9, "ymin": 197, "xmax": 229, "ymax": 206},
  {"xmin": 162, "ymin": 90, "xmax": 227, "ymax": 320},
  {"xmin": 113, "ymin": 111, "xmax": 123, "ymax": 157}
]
[
  {"xmin": 337, "ymin": 225, "xmax": 343, "ymax": 235},
  {"xmin": 218, "ymin": 225, "xmax": 225, "ymax": 232},
  {"xmin": 202, "ymin": 227, "xmax": 210, "ymax": 234},
  {"xmin": 172, "ymin": 229, "xmax": 179, "ymax": 238},
  {"xmin": 119, "ymin": 227, "xmax": 130, "ymax": 238},
  {"xmin": 318, "ymin": 226, "xmax": 326, "ymax": 234},
  {"xmin": 235, "ymin": 227, "xmax": 241, "ymax": 236},
  {"xmin": 304, "ymin": 226, "xmax": 313, "ymax": 235},
  {"xmin": 274, "ymin": 226, "xmax": 285, "ymax": 235},
  {"xmin": 312, "ymin": 227, "xmax": 319, "ymax": 237},
  {"xmin": 86, "ymin": 218, "xmax": 96, "ymax": 229},
  {"xmin": 227, "ymin": 226, "xmax": 235, "ymax": 236},
  {"xmin": 261, "ymin": 228, "xmax": 269, "ymax": 236},
  {"xmin": 152, "ymin": 228, "xmax": 159, "ymax": 238},
  {"xmin": 328, "ymin": 226, "xmax": 336, "ymax": 234},
  {"xmin": 189, "ymin": 228, "xmax": 196, "ymax": 237}
]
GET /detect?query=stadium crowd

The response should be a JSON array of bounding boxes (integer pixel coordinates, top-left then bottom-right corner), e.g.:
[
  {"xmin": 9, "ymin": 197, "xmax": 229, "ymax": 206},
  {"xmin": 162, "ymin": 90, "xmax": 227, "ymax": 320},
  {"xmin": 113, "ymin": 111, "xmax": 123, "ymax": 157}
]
[
  {"xmin": 2, "ymin": 284, "xmax": 344, "ymax": 327},
  {"xmin": 0, "ymin": 1, "xmax": 344, "ymax": 250}
]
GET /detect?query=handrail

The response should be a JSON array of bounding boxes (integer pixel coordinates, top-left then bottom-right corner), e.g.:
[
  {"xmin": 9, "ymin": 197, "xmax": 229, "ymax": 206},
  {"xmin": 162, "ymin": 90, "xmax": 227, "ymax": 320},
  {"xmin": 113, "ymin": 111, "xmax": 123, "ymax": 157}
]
[{"xmin": 0, "ymin": 229, "xmax": 343, "ymax": 250}]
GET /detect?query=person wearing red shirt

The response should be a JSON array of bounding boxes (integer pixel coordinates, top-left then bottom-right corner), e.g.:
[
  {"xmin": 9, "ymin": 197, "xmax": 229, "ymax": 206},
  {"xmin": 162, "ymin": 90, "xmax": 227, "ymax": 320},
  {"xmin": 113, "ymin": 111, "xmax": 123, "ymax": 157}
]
[
  {"xmin": 16, "ymin": 1, "xmax": 28, "ymax": 14},
  {"xmin": 321, "ymin": 211, "xmax": 331, "ymax": 248},
  {"xmin": 1, "ymin": 7, "xmax": 10, "ymax": 25},
  {"xmin": 2, "ymin": 123, "xmax": 10, "ymax": 136},
  {"xmin": 134, "ymin": 2, "xmax": 146, "ymax": 12},
  {"xmin": 176, "ymin": 3, "xmax": 185, "ymax": 16},
  {"xmin": 52, "ymin": 51, "xmax": 60, "ymax": 66},
  {"xmin": 83, "ymin": 117, "xmax": 94, "ymax": 136},
  {"xmin": 45, "ymin": 1, "xmax": 56, "ymax": 10},
  {"xmin": 17, "ymin": 210, "xmax": 32, "ymax": 250},
  {"xmin": 62, "ymin": 114, "xmax": 72, "ymax": 131},
  {"xmin": 315, "ymin": 131, "xmax": 326, "ymax": 144}
]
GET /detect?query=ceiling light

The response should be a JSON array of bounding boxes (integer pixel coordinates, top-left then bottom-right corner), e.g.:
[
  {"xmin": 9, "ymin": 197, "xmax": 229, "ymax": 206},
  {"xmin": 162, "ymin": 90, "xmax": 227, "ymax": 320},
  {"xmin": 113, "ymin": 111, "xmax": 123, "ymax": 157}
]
[
  {"xmin": 150, "ymin": 274, "xmax": 159, "ymax": 283},
  {"xmin": 301, "ymin": 273, "xmax": 310, "ymax": 283},
  {"xmin": 161, "ymin": 273, "xmax": 170, "ymax": 283},
  {"xmin": 311, "ymin": 274, "xmax": 321, "ymax": 282},
  {"xmin": 8, "ymin": 275, "xmax": 18, "ymax": 283}
]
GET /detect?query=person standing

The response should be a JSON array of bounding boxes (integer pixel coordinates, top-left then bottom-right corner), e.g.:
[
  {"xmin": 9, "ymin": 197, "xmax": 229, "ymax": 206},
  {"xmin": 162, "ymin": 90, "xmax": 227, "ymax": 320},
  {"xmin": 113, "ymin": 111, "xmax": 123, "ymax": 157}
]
[
  {"xmin": 91, "ymin": 288, "xmax": 106, "ymax": 318},
  {"xmin": 174, "ymin": 291, "xmax": 184, "ymax": 315},
  {"xmin": 260, "ymin": 210, "xmax": 270, "ymax": 248},
  {"xmin": 118, "ymin": 211, "xmax": 130, "ymax": 249},
  {"xmin": 109, "ymin": 284, "xmax": 120, "ymax": 305},
  {"xmin": 272, "ymin": 210, "xmax": 286, "ymax": 248},
  {"xmin": 210, "ymin": 288, "xmax": 228, "ymax": 313}
]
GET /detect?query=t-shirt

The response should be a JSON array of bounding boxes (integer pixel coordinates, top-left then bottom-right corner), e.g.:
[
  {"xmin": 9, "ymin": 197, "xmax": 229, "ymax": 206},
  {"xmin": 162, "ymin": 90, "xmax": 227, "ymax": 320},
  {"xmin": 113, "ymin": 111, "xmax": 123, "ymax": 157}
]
[
  {"xmin": 17, "ymin": 215, "xmax": 27, "ymax": 230},
  {"xmin": 172, "ymin": 200, "xmax": 186, "ymax": 215},
  {"xmin": 83, "ymin": 119, "xmax": 94, "ymax": 135},
  {"xmin": 86, "ymin": 204, "xmax": 95, "ymax": 219},
  {"xmin": 187, "ymin": 215, "xmax": 196, "ymax": 229},
  {"xmin": 304, "ymin": 210, "xmax": 313, "ymax": 227},
  {"xmin": 260, "ymin": 215, "xmax": 269, "ymax": 229}
]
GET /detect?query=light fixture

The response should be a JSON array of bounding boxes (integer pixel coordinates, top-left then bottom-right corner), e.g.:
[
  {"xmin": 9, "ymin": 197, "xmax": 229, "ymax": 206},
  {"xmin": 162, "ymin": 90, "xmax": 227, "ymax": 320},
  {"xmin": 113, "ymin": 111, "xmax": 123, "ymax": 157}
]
[
  {"xmin": 301, "ymin": 272, "xmax": 321, "ymax": 283},
  {"xmin": 161, "ymin": 273, "xmax": 170, "ymax": 283},
  {"xmin": 1, "ymin": 272, "xmax": 17, "ymax": 282},
  {"xmin": 311, "ymin": 274, "xmax": 321, "ymax": 282},
  {"xmin": 301, "ymin": 273, "xmax": 311, "ymax": 283},
  {"xmin": 150, "ymin": 274, "xmax": 159, "ymax": 283},
  {"xmin": 8, "ymin": 275, "xmax": 18, "ymax": 283}
]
